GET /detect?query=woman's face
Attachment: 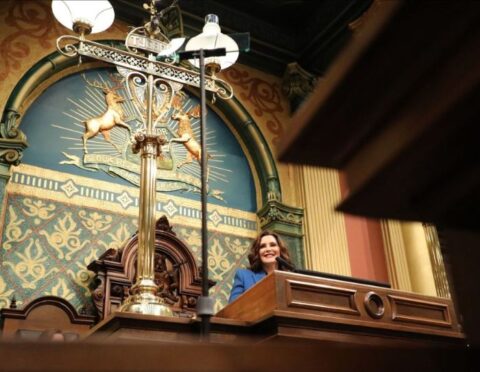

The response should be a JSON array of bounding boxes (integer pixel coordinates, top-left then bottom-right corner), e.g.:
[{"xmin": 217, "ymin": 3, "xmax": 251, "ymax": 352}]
[{"xmin": 259, "ymin": 234, "xmax": 280, "ymax": 267}]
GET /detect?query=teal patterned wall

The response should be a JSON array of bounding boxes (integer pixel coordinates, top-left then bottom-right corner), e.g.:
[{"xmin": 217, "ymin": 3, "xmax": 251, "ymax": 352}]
[
  {"xmin": 21, "ymin": 68, "xmax": 256, "ymax": 212},
  {"xmin": 0, "ymin": 177, "xmax": 6, "ymax": 209},
  {"xmin": 281, "ymin": 234, "xmax": 305, "ymax": 269},
  {"xmin": 1, "ymin": 197, "xmax": 254, "ymax": 313},
  {"xmin": 0, "ymin": 67, "xmax": 259, "ymax": 315}
]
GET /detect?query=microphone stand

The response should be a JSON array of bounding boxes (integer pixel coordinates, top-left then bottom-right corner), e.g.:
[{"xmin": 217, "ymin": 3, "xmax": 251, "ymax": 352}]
[
  {"xmin": 276, "ymin": 256, "xmax": 296, "ymax": 271},
  {"xmin": 178, "ymin": 47, "xmax": 227, "ymax": 340}
]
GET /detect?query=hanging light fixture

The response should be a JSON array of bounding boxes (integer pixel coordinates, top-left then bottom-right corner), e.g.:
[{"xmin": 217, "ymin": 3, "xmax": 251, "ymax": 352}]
[
  {"xmin": 51, "ymin": 0, "xmax": 115, "ymax": 35},
  {"xmin": 185, "ymin": 14, "xmax": 239, "ymax": 74}
]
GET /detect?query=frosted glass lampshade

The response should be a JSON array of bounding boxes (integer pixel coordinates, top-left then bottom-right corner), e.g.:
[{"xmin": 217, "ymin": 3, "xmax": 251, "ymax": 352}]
[
  {"xmin": 185, "ymin": 14, "xmax": 239, "ymax": 70},
  {"xmin": 52, "ymin": 0, "xmax": 115, "ymax": 34}
]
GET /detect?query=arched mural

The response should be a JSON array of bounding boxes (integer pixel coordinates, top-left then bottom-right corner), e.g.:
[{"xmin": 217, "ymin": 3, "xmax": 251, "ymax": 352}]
[
  {"xmin": 0, "ymin": 32, "xmax": 304, "ymax": 314},
  {"xmin": 0, "ymin": 66, "xmax": 262, "ymax": 312},
  {"xmin": 21, "ymin": 67, "xmax": 256, "ymax": 211}
]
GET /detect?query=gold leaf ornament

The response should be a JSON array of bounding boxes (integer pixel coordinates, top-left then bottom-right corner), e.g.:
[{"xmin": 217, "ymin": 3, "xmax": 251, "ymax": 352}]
[
  {"xmin": 22, "ymin": 198, "xmax": 56, "ymax": 225},
  {"xmin": 98, "ymin": 223, "xmax": 132, "ymax": 251},
  {"xmin": 78, "ymin": 210, "xmax": 113, "ymax": 235},
  {"xmin": 3, "ymin": 239, "xmax": 59, "ymax": 289},
  {"xmin": 39, "ymin": 212, "xmax": 90, "ymax": 260},
  {"xmin": 0, "ymin": 276, "xmax": 14, "ymax": 308},
  {"xmin": 208, "ymin": 238, "xmax": 234, "ymax": 281},
  {"xmin": 45, "ymin": 278, "xmax": 75, "ymax": 301},
  {"xmin": 3, "ymin": 206, "xmax": 32, "ymax": 250},
  {"xmin": 224, "ymin": 237, "xmax": 250, "ymax": 258}
]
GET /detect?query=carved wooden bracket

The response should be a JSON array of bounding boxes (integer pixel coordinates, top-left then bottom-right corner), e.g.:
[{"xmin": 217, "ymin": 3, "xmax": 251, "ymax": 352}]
[{"xmin": 87, "ymin": 216, "xmax": 214, "ymax": 319}]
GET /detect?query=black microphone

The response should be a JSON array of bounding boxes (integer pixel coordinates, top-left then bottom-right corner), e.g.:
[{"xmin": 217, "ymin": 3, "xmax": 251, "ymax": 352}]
[{"xmin": 276, "ymin": 256, "xmax": 296, "ymax": 272}]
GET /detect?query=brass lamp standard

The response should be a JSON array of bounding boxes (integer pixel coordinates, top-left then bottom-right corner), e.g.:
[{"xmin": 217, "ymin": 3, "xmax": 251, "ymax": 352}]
[
  {"xmin": 52, "ymin": 0, "xmax": 172, "ymax": 316},
  {"xmin": 52, "ymin": 0, "xmax": 238, "ymax": 321},
  {"xmin": 121, "ymin": 76, "xmax": 170, "ymax": 316}
]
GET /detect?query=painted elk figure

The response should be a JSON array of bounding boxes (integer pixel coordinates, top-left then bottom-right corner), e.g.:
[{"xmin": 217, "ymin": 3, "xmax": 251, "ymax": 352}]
[
  {"xmin": 170, "ymin": 94, "xmax": 211, "ymax": 169},
  {"xmin": 82, "ymin": 75, "xmax": 132, "ymax": 154}
]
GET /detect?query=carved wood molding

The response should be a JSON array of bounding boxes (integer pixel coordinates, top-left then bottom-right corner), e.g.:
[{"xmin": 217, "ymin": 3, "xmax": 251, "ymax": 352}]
[
  {"xmin": 388, "ymin": 294, "xmax": 452, "ymax": 328},
  {"xmin": 0, "ymin": 295, "xmax": 96, "ymax": 325},
  {"xmin": 219, "ymin": 271, "xmax": 464, "ymax": 339},
  {"xmin": 88, "ymin": 217, "xmax": 214, "ymax": 319},
  {"xmin": 285, "ymin": 280, "xmax": 360, "ymax": 316}
]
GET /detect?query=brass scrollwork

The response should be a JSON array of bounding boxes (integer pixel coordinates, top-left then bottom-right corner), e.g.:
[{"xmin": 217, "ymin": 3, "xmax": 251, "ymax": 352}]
[{"xmin": 55, "ymin": 35, "xmax": 81, "ymax": 58}]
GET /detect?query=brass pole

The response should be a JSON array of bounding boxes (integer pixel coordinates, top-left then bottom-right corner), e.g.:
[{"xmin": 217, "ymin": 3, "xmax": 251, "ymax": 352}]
[{"xmin": 120, "ymin": 72, "xmax": 172, "ymax": 316}]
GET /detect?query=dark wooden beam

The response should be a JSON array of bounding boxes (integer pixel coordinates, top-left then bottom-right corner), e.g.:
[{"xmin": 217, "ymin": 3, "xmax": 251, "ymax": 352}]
[{"xmin": 278, "ymin": 0, "xmax": 480, "ymax": 348}]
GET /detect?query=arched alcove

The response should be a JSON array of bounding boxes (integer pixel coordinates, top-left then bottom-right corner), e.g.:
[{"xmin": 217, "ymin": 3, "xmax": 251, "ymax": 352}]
[{"xmin": 0, "ymin": 44, "xmax": 303, "ymax": 313}]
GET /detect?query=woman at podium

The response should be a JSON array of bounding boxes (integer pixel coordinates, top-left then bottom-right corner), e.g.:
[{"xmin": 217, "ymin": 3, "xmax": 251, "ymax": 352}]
[{"xmin": 228, "ymin": 230, "xmax": 293, "ymax": 303}]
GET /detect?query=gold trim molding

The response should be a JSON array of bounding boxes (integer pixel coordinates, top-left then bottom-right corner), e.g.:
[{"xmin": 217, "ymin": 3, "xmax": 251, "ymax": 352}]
[{"xmin": 8, "ymin": 164, "xmax": 257, "ymax": 237}]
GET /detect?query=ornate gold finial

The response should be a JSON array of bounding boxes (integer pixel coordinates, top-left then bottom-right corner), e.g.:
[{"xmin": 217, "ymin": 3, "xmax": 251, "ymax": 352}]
[
  {"xmin": 143, "ymin": 0, "xmax": 160, "ymax": 19},
  {"xmin": 143, "ymin": 0, "xmax": 179, "ymax": 38}
]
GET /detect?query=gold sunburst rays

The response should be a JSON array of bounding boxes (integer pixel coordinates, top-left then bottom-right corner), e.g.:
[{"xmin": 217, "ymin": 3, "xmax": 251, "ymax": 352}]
[
  {"xmin": 83, "ymin": 81, "xmax": 138, "ymax": 123},
  {"xmin": 61, "ymin": 108, "xmax": 92, "ymax": 125},
  {"xmin": 69, "ymin": 138, "xmax": 124, "ymax": 153},
  {"xmin": 73, "ymin": 73, "xmax": 137, "ymax": 122},
  {"xmin": 73, "ymin": 93, "xmax": 106, "ymax": 118},
  {"xmin": 207, "ymin": 151, "xmax": 224, "ymax": 157},
  {"xmin": 208, "ymin": 163, "xmax": 233, "ymax": 174},
  {"xmin": 97, "ymin": 73, "xmax": 112, "ymax": 87},
  {"xmin": 69, "ymin": 145, "xmax": 119, "ymax": 155},
  {"xmin": 209, "ymin": 172, "xmax": 230, "ymax": 183},
  {"xmin": 57, "ymin": 129, "xmax": 129, "ymax": 152},
  {"xmin": 122, "ymin": 97, "xmax": 139, "ymax": 124},
  {"xmin": 53, "ymin": 71, "xmax": 235, "ymax": 197},
  {"xmin": 52, "ymin": 124, "xmax": 84, "ymax": 135},
  {"xmin": 180, "ymin": 98, "xmax": 191, "ymax": 113},
  {"xmin": 166, "ymin": 101, "xmax": 231, "ymax": 184},
  {"xmin": 61, "ymin": 109, "xmax": 90, "ymax": 125},
  {"xmin": 80, "ymin": 92, "xmax": 113, "ymax": 119},
  {"xmin": 205, "ymin": 130, "xmax": 216, "ymax": 141},
  {"xmin": 208, "ymin": 156, "xmax": 232, "ymax": 177},
  {"xmin": 68, "ymin": 93, "xmax": 98, "ymax": 110},
  {"xmin": 58, "ymin": 141, "xmax": 126, "ymax": 157},
  {"xmin": 83, "ymin": 89, "xmax": 109, "ymax": 111},
  {"xmin": 54, "ymin": 72, "xmax": 137, "ymax": 155},
  {"xmin": 177, "ymin": 159, "xmax": 229, "ymax": 183}
]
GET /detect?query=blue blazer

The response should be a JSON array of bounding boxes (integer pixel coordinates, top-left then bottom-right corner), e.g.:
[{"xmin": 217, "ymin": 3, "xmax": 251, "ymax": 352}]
[{"xmin": 228, "ymin": 268, "xmax": 267, "ymax": 303}]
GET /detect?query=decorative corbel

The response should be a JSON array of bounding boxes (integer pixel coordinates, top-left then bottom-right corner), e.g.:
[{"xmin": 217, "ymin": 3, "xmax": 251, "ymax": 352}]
[
  {"xmin": 257, "ymin": 199, "xmax": 304, "ymax": 268},
  {"xmin": 282, "ymin": 62, "xmax": 317, "ymax": 113},
  {"xmin": 0, "ymin": 109, "xmax": 28, "ymax": 180}
]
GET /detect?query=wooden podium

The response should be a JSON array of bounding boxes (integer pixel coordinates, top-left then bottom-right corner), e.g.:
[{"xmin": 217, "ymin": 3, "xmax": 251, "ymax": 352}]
[
  {"xmin": 81, "ymin": 271, "xmax": 464, "ymax": 348},
  {"xmin": 216, "ymin": 271, "xmax": 464, "ymax": 347},
  {"xmin": 1, "ymin": 272, "xmax": 467, "ymax": 371},
  {"xmin": 79, "ymin": 270, "xmax": 464, "ymax": 348}
]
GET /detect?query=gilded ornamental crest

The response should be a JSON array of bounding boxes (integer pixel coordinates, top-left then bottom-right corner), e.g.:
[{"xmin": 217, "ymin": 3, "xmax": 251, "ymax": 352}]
[{"xmin": 57, "ymin": 69, "xmax": 226, "ymax": 201}]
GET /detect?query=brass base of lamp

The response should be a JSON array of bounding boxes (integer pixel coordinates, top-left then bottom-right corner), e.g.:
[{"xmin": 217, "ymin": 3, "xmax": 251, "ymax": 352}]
[
  {"xmin": 120, "ymin": 280, "xmax": 174, "ymax": 316},
  {"xmin": 206, "ymin": 63, "xmax": 221, "ymax": 77},
  {"xmin": 72, "ymin": 21, "xmax": 92, "ymax": 36}
]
